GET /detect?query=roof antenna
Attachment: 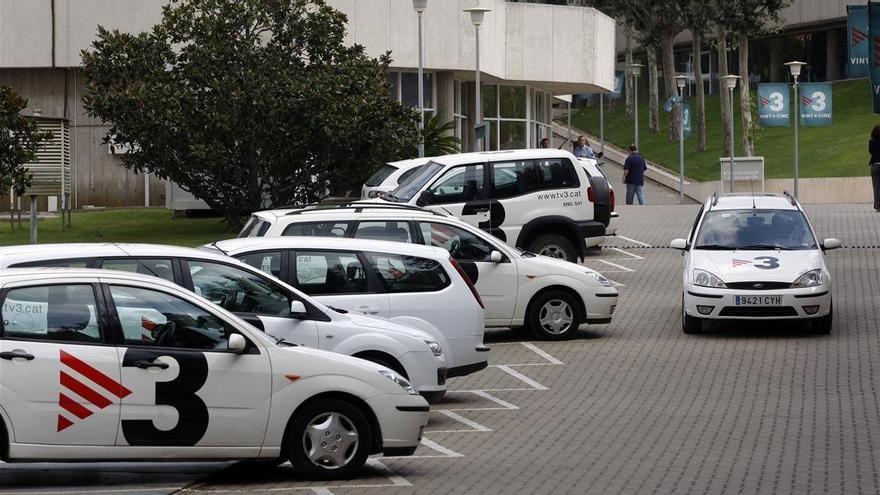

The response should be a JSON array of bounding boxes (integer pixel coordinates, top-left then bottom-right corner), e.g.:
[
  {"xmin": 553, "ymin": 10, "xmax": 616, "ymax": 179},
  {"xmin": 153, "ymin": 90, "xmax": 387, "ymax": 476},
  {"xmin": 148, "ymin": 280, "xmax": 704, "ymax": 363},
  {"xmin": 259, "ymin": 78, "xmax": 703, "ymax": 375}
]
[
  {"xmin": 751, "ymin": 180, "xmax": 756, "ymax": 209},
  {"xmin": 111, "ymin": 242, "xmax": 162, "ymax": 279}
]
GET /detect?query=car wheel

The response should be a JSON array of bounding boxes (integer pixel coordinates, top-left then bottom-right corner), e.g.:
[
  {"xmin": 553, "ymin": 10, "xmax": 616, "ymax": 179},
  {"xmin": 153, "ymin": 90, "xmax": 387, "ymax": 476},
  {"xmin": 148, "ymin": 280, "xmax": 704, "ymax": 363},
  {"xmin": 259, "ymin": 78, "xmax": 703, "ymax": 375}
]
[
  {"xmin": 811, "ymin": 303, "xmax": 833, "ymax": 335},
  {"xmin": 682, "ymin": 299, "xmax": 703, "ymax": 334},
  {"xmin": 288, "ymin": 399, "xmax": 371, "ymax": 480},
  {"xmin": 528, "ymin": 234, "xmax": 577, "ymax": 262},
  {"xmin": 527, "ymin": 290, "xmax": 582, "ymax": 340}
]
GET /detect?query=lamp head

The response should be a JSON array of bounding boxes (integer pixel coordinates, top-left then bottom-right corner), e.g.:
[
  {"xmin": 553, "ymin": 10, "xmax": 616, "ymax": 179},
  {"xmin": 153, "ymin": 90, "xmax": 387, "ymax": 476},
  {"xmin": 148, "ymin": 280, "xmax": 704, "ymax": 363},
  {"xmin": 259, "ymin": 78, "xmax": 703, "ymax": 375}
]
[
  {"xmin": 674, "ymin": 75, "xmax": 688, "ymax": 90},
  {"xmin": 721, "ymin": 75, "xmax": 740, "ymax": 91},
  {"xmin": 628, "ymin": 63, "xmax": 644, "ymax": 77},
  {"xmin": 785, "ymin": 61, "xmax": 806, "ymax": 78},
  {"xmin": 412, "ymin": 0, "xmax": 427, "ymax": 13},
  {"xmin": 463, "ymin": 7, "xmax": 492, "ymax": 26}
]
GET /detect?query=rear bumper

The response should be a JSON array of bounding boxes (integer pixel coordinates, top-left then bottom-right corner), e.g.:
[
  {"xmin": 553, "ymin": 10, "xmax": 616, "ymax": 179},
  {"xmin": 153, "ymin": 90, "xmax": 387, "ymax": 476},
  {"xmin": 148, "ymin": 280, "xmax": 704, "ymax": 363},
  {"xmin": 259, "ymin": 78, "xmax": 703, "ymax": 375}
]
[
  {"xmin": 447, "ymin": 360, "xmax": 488, "ymax": 378},
  {"xmin": 579, "ymin": 220, "xmax": 608, "ymax": 248}
]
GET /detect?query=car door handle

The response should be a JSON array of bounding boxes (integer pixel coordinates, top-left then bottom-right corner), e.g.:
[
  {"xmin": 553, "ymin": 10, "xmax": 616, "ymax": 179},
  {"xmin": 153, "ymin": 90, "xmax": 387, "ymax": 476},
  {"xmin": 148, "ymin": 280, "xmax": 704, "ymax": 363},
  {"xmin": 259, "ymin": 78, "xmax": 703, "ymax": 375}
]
[
  {"xmin": 133, "ymin": 360, "xmax": 169, "ymax": 370},
  {"xmin": 0, "ymin": 350, "xmax": 35, "ymax": 361},
  {"xmin": 356, "ymin": 306, "xmax": 380, "ymax": 315}
]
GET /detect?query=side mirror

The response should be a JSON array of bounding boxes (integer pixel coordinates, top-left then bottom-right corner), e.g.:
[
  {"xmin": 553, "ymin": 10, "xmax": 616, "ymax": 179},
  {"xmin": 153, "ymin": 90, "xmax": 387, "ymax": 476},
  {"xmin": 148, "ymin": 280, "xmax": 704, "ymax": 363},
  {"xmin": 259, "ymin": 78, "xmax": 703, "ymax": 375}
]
[
  {"xmin": 595, "ymin": 152, "xmax": 604, "ymax": 159},
  {"xmin": 669, "ymin": 238, "xmax": 688, "ymax": 250},
  {"xmin": 416, "ymin": 190, "xmax": 434, "ymax": 206},
  {"xmin": 290, "ymin": 300, "xmax": 308, "ymax": 319},
  {"xmin": 489, "ymin": 250, "xmax": 503, "ymax": 263},
  {"xmin": 228, "ymin": 333, "xmax": 247, "ymax": 354},
  {"xmin": 821, "ymin": 238, "xmax": 841, "ymax": 251}
]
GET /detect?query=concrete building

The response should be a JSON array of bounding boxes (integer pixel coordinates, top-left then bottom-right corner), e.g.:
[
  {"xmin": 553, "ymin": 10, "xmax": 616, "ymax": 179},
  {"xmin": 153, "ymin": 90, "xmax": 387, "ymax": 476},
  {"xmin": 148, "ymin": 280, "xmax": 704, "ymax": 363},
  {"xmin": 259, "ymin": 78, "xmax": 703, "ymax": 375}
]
[{"xmin": 0, "ymin": 0, "xmax": 614, "ymax": 211}]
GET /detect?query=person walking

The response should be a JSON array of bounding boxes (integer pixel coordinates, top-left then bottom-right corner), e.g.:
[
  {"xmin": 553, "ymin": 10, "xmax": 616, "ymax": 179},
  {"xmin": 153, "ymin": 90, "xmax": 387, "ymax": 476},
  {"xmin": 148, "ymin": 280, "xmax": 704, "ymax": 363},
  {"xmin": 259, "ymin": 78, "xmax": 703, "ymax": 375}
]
[
  {"xmin": 871, "ymin": 125, "xmax": 880, "ymax": 212},
  {"xmin": 623, "ymin": 144, "xmax": 647, "ymax": 205},
  {"xmin": 572, "ymin": 135, "xmax": 596, "ymax": 159}
]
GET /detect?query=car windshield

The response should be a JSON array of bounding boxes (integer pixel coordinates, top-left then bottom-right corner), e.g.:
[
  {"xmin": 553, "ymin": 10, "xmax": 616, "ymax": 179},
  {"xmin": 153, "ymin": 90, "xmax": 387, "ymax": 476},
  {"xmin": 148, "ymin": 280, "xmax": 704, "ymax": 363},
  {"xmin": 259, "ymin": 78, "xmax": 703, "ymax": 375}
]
[
  {"xmin": 693, "ymin": 209, "xmax": 817, "ymax": 250},
  {"xmin": 387, "ymin": 161, "xmax": 444, "ymax": 202},
  {"xmin": 364, "ymin": 164, "xmax": 398, "ymax": 187}
]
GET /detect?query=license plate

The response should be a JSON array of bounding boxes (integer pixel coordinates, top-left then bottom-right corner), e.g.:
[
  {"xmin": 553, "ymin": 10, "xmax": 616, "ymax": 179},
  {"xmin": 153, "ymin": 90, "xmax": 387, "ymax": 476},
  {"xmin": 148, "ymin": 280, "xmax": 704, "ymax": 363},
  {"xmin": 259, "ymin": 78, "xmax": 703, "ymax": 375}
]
[{"xmin": 735, "ymin": 295, "xmax": 782, "ymax": 306}]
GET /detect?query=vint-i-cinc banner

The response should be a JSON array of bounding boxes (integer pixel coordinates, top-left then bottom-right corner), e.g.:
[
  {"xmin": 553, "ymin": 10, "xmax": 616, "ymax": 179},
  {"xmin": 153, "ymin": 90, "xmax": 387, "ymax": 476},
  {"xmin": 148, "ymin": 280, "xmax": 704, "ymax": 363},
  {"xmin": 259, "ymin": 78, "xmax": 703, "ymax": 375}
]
[
  {"xmin": 870, "ymin": 1, "xmax": 880, "ymax": 114},
  {"xmin": 848, "ymin": 5, "xmax": 869, "ymax": 78}
]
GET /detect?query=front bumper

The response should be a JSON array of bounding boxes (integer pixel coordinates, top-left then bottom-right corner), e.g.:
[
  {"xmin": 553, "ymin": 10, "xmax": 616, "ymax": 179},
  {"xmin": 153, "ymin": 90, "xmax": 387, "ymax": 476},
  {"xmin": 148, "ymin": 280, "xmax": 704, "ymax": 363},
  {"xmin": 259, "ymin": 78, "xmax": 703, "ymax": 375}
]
[
  {"xmin": 367, "ymin": 393, "xmax": 429, "ymax": 455},
  {"xmin": 684, "ymin": 285, "xmax": 831, "ymax": 319},
  {"xmin": 584, "ymin": 289, "xmax": 618, "ymax": 323}
]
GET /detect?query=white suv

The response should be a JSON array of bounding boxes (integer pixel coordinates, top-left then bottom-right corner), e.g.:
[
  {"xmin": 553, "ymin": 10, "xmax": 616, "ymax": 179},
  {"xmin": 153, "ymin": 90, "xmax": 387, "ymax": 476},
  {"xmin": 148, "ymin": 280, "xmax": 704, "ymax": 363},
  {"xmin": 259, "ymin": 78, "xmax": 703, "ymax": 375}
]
[
  {"xmin": 373, "ymin": 149, "xmax": 614, "ymax": 260},
  {"xmin": 0, "ymin": 268, "xmax": 427, "ymax": 479},
  {"xmin": 1, "ymin": 244, "xmax": 449, "ymax": 400},
  {"xmin": 671, "ymin": 192, "xmax": 840, "ymax": 334},
  {"xmin": 205, "ymin": 237, "xmax": 489, "ymax": 379},
  {"xmin": 238, "ymin": 204, "xmax": 619, "ymax": 340},
  {"xmin": 361, "ymin": 158, "xmax": 431, "ymax": 199}
]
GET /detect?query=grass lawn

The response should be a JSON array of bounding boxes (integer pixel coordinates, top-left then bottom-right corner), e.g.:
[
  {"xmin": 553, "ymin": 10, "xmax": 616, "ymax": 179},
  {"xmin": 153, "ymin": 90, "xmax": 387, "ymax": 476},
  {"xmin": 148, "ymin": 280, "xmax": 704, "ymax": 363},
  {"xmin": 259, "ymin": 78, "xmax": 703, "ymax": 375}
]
[
  {"xmin": 0, "ymin": 208, "xmax": 235, "ymax": 247},
  {"xmin": 572, "ymin": 78, "xmax": 876, "ymax": 182}
]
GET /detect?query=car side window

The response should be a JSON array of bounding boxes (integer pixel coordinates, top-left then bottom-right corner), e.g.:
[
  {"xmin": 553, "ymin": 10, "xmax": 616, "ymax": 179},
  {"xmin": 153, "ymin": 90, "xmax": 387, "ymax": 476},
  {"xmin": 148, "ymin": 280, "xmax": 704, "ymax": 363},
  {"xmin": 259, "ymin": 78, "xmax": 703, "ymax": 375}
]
[
  {"xmin": 1, "ymin": 284, "xmax": 102, "ymax": 343},
  {"xmin": 364, "ymin": 252, "xmax": 450, "ymax": 293},
  {"xmin": 109, "ymin": 285, "xmax": 234, "ymax": 350},
  {"xmin": 99, "ymin": 258, "xmax": 175, "ymax": 282},
  {"xmin": 353, "ymin": 221, "xmax": 413, "ymax": 243},
  {"xmin": 236, "ymin": 251, "xmax": 283, "ymax": 278},
  {"xmin": 425, "ymin": 164, "xmax": 485, "ymax": 204},
  {"xmin": 491, "ymin": 160, "xmax": 539, "ymax": 199},
  {"xmin": 537, "ymin": 159, "xmax": 578, "ymax": 189},
  {"xmin": 418, "ymin": 222, "xmax": 495, "ymax": 262},
  {"xmin": 282, "ymin": 222, "xmax": 351, "ymax": 238},
  {"xmin": 187, "ymin": 260, "xmax": 291, "ymax": 316},
  {"xmin": 294, "ymin": 251, "xmax": 368, "ymax": 295}
]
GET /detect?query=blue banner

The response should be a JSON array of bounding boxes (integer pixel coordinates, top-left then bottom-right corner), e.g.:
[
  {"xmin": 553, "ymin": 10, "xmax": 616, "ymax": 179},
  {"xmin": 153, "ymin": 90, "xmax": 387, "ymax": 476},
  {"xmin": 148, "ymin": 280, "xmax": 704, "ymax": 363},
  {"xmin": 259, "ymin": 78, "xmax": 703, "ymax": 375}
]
[
  {"xmin": 757, "ymin": 83, "xmax": 790, "ymax": 127},
  {"xmin": 799, "ymin": 83, "xmax": 832, "ymax": 126},
  {"xmin": 849, "ymin": 5, "xmax": 870, "ymax": 78},
  {"xmin": 871, "ymin": 2, "xmax": 880, "ymax": 114},
  {"xmin": 611, "ymin": 71, "xmax": 624, "ymax": 99},
  {"xmin": 682, "ymin": 101, "xmax": 692, "ymax": 139}
]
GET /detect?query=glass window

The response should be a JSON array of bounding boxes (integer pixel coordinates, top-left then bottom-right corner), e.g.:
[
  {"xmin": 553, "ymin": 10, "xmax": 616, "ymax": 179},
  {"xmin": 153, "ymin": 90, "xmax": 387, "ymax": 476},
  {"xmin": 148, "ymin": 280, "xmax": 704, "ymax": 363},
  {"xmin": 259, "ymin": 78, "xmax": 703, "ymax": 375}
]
[
  {"xmin": 188, "ymin": 260, "xmax": 292, "ymax": 316},
  {"xmin": 294, "ymin": 251, "xmax": 368, "ymax": 295},
  {"xmin": 499, "ymin": 121, "xmax": 527, "ymax": 150},
  {"xmin": 419, "ymin": 222, "xmax": 495, "ymax": 262},
  {"xmin": 389, "ymin": 161, "xmax": 444, "ymax": 202},
  {"xmin": 238, "ymin": 217, "xmax": 271, "ymax": 238},
  {"xmin": 364, "ymin": 252, "xmax": 450, "ymax": 293},
  {"xmin": 365, "ymin": 164, "xmax": 398, "ymax": 187},
  {"xmin": 482, "ymin": 84, "xmax": 497, "ymax": 119},
  {"xmin": 534, "ymin": 91, "xmax": 547, "ymax": 123},
  {"xmin": 397, "ymin": 165, "xmax": 425, "ymax": 185},
  {"xmin": 353, "ymin": 221, "xmax": 412, "ymax": 243},
  {"xmin": 2, "ymin": 285, "xmax": 101, "ymax": 343},
  {"xmin": 537, "ymin": 159, "xmax": 578, "ymax": 189},
  {"xmin": 110, "ymin": 285, "xmax": 233, "ymax": 350},
  {"xmin": 282, "ymin": 221, "xmax": 351, "ymax": 238},
  {"xmin": 10, "ymin": 259, "xmax": 92, "ymax": 268},
  {"xmin": 386, "ymin": 72, "xmax": 399, "ymax": 99},
  {"xmin": 491, "ymin": 160, "xmax": 539, "ymax": 199},
  {"xmin": 100, "ymin": 259, "xmax": 175, "ymax": 282},
  {"xmin": 425, "ymin": 164, "xmax": 484, "ymax": 204},
  {"xmin": 401, "ymin": 73, "xmax": 433, "ymax": 109},
  {"xmin": 236, "ymin": 251, "xmax": 283, "ymax": 278},
  {"xmin": 693, "ymin": 209, "xmax": 817, "ymax": 250},
  {"xmin": 499, "ymin": 86, "xmax": 526, "ymax": 119}
]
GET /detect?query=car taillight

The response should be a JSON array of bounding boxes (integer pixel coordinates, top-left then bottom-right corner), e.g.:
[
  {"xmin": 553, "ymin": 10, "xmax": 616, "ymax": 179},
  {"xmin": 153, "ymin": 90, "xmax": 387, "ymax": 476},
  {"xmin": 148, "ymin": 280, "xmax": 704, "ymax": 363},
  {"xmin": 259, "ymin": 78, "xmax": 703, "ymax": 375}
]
[
  {"xmin": 609, "ymin": 188, "xmax": 615, "ymax": 211},
  {"xmin": 587, "ymin": 186, "xmax": 595, "ymax": 203},
  {"xmin": 449, "ymin": 257, "xmax": 484, "ymax": 309}
]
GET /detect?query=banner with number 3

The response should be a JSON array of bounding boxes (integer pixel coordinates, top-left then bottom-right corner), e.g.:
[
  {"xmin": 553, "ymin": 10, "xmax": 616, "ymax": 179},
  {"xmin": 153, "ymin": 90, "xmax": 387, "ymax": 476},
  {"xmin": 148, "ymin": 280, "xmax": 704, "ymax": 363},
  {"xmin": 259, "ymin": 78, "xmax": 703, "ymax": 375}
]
[
  {"xmin": 757, "ymin": 83, "xmax": 790, "ymax": 127},
  {"xmin": 799, "ymin": 83, "xmax": 832, "ymax": 126}
]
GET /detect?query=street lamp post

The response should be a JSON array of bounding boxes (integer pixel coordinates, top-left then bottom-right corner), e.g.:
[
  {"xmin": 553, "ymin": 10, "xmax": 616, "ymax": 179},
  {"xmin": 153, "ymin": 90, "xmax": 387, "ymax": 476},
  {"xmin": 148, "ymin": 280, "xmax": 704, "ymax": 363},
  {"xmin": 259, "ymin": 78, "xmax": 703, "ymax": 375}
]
[
  {"xmin": 628, "ymin": 63, "xmax": 644, "ymax": 150},
  {"xmin": 675, "ymin": 74, "xmax": 688, "ymax": 204},
  {"xmin": 785, "ymin": 61, "xmax": 807, "ymax": 198},
  {"xmin": 721, "ymin": 75, "xmax": 740, "ymax": 193},
  {"xmin": 464, "ymin": 7, "xmax": 491, "ymax": 152},
  {"xmin": 413, "ymin": 0, "xmax": 427, "ymax": 158}
]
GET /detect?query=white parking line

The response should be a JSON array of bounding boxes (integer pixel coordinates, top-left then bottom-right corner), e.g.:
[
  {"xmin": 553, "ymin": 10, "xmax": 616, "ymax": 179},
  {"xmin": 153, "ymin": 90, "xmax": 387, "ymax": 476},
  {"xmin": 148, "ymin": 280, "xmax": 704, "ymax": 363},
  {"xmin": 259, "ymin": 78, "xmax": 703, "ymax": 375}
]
[
  {"xmin": 311, "ymin": 488, "xmax": 335, "ymax": 495},
  {"xmin": 438, "ymin": 410, "xmax": 492, "ymax": 432},
  {"xmin": 616, "ymin": 234, "xmax": 651, "ymax": 247},
  {"xmin": 469, "ymin": 390, "xmax": 520, "ymax": 410},
  {"xmin": 607, "ymin": 247, "xmax": 644, "ymax": 260},
  {"xmin": 494, "ymin": 365, "xmax": 549, "ymax": 391},
  {"xmin": 369, "ymin": 459, "xmax": 412, "ymax": 486},
  {"xmin": 520, "ymin": 342, "xmax": 564, "ymax": 365},
  {"xmin": 596, "ymin": 259, "xmax": 635, "ymax": 272},
  {"xmin": 419, "ymin": 437, "xmax": 465, "ymax": 458}
]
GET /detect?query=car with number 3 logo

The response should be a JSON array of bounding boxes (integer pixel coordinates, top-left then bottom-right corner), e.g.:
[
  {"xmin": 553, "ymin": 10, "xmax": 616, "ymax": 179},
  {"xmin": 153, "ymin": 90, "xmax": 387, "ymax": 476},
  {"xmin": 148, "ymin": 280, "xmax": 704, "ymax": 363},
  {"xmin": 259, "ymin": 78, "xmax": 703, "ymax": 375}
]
[
  {"xmin": 0, "ymin": 268, "xmax": 428, "ymax": 479},
  {"xmin": 670, "ymin": 193, "xmax": 841, "ymax": 334}
]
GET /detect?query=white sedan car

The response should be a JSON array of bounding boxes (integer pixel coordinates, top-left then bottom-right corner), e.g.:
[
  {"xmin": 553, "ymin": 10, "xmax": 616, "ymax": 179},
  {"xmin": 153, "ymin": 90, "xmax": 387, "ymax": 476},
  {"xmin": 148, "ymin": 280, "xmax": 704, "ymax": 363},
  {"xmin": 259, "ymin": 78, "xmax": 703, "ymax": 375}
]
[
  {"xmin": 671, "ymin": 193, "xmax": 840, "ymax": 334},
  {"xmin": 0, "ymin": 269, "xmax": 428, "ymax": 479},
  {"xmin": 0, "ymin": 243, "xmax": 448, "ymax": 401}
]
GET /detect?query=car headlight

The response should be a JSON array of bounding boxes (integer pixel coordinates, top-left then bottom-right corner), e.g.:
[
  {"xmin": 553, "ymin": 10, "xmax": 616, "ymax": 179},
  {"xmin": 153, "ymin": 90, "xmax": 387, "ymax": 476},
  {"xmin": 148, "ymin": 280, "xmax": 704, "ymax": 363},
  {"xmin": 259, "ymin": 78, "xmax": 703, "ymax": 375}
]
[
  {"xmin": 585, "ymin": 271, "xmax": 613, "ymax": 287},
  {"xmin": 423, "ymin": 339, "xmax": 443, "ymax": 357},
  {"xmin": 791, "ymin": 269, "xmax": 824, "ymax": 288},
  {"xmin": 693, "ymin": 269, "xmax": 726, "ymax": 288},
  {"xmin": 378, "ymin": 369, "xmax": 417, "ymax": 395}
]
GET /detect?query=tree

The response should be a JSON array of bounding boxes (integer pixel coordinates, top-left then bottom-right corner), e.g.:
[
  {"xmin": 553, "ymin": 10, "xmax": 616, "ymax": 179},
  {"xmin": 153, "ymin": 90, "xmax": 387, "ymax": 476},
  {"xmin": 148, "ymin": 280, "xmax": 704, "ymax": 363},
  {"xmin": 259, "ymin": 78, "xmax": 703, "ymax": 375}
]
[
  {"xmin": 647, "ymin": 45, "xmax": 661, "ymax": 134},
  {"xmin": 0, "ymin": 86, "xmax": 50, "ymax": 197},
  {"xmin": 81, "ymin": 0, "xmax": 419, "ymax": 226},
  {"xmin": 682, "ymin": 2, "xmax": 711, "ymax": 151},
  {"xmin": 421, "ymin": 113, "xmax": 460, "ymax": 156}
]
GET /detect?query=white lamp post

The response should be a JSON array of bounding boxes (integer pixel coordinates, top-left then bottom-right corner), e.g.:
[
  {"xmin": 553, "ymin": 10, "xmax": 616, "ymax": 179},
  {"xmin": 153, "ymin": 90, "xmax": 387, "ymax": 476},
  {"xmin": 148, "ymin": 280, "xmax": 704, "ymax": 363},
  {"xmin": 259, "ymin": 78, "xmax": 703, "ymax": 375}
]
[
  {"xmin": 464, "ymin": 7, "xmax": 491, "ymax": 152},
  {"xmin": 629, "ymin": 63, "xmax": 644, "ymax": 150},
  {"xmin": 721, "ymin": 74, "xmax": 740, "ymax": 193},
  {"xmin": 675, "ymin": 74, "xmax": 688, "ymax": 204},
  {"xmin": 413, "ymin": 0, "xmax": 427, "ymax": 158},
  {"xmin": 785, "ymin": 60, "xmax": 807, "ymax": 198}
]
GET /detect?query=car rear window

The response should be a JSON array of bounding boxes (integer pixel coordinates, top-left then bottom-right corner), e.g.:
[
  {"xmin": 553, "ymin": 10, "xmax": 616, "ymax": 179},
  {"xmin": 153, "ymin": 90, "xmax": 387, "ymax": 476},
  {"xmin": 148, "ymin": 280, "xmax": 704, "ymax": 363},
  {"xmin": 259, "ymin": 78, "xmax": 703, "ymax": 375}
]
[
  {"xmin": 365, "ymin": 165, "xmax": 398, "ymax": 187},
  {"xmin": 238, "ymin": 216, "xmax": 271, "ymax": 238},
  {"xmin": 364, "ymin": 252, "xmax": 450, "ymax": 293},
  {"xmin": 282, "ymin": 222, "xmax": 351, "ymax": 238}
]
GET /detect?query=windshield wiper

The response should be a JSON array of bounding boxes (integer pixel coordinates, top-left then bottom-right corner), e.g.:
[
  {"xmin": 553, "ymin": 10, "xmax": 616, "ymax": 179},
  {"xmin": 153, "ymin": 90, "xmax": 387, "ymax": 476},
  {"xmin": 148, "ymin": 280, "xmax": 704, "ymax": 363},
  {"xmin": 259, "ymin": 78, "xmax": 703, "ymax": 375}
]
[
  {"xmin": 693, "ymin": 244, "xmax": 737, "ymax": 250},
  {"xmin": 738, "ymin": 244, "xmax": 795, "ymax": 251}
]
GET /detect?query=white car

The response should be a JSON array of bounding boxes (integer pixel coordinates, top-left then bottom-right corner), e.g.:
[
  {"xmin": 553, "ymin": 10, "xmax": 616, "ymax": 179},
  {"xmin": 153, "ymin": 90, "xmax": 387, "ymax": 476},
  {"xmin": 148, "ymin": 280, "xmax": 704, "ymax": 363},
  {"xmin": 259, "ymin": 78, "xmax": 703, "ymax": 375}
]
[
  {"xmin": 361, "ymin": 158, "xmax": 432, "ymax": 199},
  {"xmin": 671, "ymin": 192, "xmax": 840, "ymax": 334},
  {"xmin": 0, "ymin": 268, "xmax": 428, "ymax": 479},
  {"xmin": 0, "ymin": 244, "xmax": 448, "ymax": 401},
  {"xmin": 204, "ymin": 237, "xmax": 488, "ymax": 379},
  {"xmin": 577, "ymin": 156, "xmax": 618, "ymax": 238},
  {"xmin": 238, "ymin": 204, "xmax": 619, "ymax": 340}
]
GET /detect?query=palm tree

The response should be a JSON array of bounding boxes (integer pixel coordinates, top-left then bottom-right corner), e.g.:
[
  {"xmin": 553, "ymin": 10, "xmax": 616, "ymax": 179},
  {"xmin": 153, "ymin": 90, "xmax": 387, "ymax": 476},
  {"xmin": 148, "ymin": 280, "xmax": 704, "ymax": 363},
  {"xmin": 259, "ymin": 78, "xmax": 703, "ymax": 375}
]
[{"xmin": 420, "ymin": 113, "xmax": 460, "ymax": 156}]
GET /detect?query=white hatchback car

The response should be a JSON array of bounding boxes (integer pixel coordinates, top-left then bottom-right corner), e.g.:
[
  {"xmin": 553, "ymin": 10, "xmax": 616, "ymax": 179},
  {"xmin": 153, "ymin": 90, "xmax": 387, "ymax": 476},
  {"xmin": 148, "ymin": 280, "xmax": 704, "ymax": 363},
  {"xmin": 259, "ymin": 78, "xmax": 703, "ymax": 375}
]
[
  {"xmin": 0, "ymin": 244, "xmax": 448, "ymax": 400},
  {"xmin": 0, "ymin": 269, "xmax": 427, "ymax": 479},
  {"xmin": 205, "ymin": 237, "xmax": 488, "ymax": 379},
  {"xmin": 671, "ymin": 193, "xmax": 840, "ymax": 334},
  {"xmin": 238, "ymin": 204, "xmax": 619, "ymax": 340},
  {"xmin": 361, "ymin": 158, "xmax": 431, "ymax": 199}
]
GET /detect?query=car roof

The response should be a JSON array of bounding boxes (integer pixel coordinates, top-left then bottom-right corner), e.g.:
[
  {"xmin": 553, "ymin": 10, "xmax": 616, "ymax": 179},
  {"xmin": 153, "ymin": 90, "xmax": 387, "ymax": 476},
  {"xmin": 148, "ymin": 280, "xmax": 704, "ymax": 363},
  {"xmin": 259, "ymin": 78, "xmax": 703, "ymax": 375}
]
[
  {"xmin": 212, "ymin": 236, "xmax": 451, "ymax": 259},
  {"xmin": 708, "ymin": 193, "xmax": 800, "ymax": 211},
  {"xmin": 0, "ymin": 267, "xmax": 188, "ymax": 288},
  {"xmin": 252, "ymin": 202, "xmax": 453, "ymax": 221},
  {"xmin": 425, "ymin": 148, "xmax": 578, "ymax": 167},
  {"xmin": 0, "ymin": 242, "xmax": 235, "ymax": 265},
  {"xmin": 387, "ymin": 157, "xmax": 433, "ymax": 169}
]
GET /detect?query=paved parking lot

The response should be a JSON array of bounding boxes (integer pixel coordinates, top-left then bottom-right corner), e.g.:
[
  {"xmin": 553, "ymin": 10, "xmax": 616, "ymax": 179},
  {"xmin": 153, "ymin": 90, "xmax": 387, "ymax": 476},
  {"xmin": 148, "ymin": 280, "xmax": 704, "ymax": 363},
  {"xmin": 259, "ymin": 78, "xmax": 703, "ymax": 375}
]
[{"xmin": 2, "ymin": 203, "xmax": 879, "ymax": 494}]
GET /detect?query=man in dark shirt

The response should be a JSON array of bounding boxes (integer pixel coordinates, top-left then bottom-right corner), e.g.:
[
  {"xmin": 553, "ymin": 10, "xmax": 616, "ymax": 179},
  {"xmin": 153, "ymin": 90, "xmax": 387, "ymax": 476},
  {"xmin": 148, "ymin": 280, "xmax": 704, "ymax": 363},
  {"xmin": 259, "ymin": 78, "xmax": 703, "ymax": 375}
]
[{"xmin": 623, "ymin": 144, "xmax": 647, "ymax": 205}]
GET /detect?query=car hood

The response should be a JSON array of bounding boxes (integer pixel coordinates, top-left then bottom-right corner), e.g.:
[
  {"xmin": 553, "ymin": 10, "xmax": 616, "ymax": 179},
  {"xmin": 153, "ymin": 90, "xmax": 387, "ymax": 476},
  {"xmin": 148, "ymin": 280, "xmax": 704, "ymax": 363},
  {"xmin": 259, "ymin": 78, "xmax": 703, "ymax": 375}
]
[
  {"xmin": 345, "ymin": 311, "xmax": 434, "ymax": 342},
  {"xmin": 692, "ymin": 249, "xmax": 823, "ymax": 283},
  {"xmin": 523, "ymin": 254, "xmax": 601, "ymax": 279}
]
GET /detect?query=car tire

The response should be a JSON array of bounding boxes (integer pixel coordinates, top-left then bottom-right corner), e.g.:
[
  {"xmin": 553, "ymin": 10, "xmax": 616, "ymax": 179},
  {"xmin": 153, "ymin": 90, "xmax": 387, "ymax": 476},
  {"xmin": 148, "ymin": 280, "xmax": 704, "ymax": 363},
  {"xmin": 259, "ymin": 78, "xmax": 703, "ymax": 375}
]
[
  {"xmin": 811, "ymin": 304, "xmax": 833, "ymax": 335},
  {"xmin": 526, "ymin": 290, "xmax": 582, "ymax": 340},
  {"xmin": 357, "ymin": 354, "xmax": 408, "ymax": 379},
  {"xmin": 682, "ymin": 299, "xmax": 703, "ymax": 334},
  {"xmin": 528, "ymin": 234, "xmax": 577, "ymax": 262},
  {"xmin": 288, "ymin": 399, "xmax": 372, "ymax": 480}
]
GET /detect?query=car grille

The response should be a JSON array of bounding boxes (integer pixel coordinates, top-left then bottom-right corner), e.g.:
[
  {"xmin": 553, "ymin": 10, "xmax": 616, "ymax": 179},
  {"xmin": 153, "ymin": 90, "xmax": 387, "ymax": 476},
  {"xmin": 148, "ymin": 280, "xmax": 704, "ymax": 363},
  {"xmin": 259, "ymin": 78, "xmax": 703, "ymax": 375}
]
[
  {"xmin": 718, "ymin": 306, "xmax": 798, "ymax": 317},
  {"xmin": 726, "ymin": 281, "xmax": 791, "ymax": 290}
]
